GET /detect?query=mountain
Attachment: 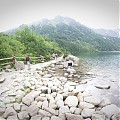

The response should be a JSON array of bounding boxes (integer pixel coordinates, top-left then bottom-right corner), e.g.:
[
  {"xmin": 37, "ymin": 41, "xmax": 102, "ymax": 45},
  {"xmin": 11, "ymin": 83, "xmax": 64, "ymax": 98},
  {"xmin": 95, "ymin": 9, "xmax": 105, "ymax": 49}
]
[
  {"xmin": 6, "ymin": 16, "xmax": 120, "ymax": 55},
  {"xmin": 92, "ymin": 28, "xmax": 119, "ymax": 37}
]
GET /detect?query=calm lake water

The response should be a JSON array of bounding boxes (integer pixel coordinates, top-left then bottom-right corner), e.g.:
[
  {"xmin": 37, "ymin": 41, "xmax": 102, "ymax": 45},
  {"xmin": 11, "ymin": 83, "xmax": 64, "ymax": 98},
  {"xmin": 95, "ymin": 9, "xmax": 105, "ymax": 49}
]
[{"xmin": 77, "ymin": 51, "xmax": 120, "ymax": 107}]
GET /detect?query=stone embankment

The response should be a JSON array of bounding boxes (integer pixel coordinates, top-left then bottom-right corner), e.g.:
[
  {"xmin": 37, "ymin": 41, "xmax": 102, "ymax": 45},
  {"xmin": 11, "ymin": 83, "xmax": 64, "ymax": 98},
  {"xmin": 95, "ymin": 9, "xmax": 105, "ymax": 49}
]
[{"xmin": 0, "ymin": 55, "xmax": 120, "ymax": 120}]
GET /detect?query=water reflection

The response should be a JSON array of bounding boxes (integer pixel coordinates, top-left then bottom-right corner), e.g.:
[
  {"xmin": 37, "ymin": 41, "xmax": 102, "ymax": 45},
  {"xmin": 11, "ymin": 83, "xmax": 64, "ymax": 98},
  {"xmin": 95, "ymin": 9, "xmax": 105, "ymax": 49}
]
[{"xmin": 77, "ymin": 51, "xmax": 120, "ymax": 107}]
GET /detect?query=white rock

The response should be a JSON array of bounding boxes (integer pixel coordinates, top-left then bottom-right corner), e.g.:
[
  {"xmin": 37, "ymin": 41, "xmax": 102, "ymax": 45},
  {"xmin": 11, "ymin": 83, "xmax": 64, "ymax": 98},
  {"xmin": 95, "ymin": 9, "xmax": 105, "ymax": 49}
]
[
  {"xmin": 100, "ymin": 104, "xmax": 120, "ymax": 119},
  {"xmin": 3, "ymin": 107, "xmax": 17, "ymax": 118},
  {"xmin": 65, "ymin": 113, "xmax": 83, "ymax": 120},
  {"xmin": 66, "ymin": 81, "xmax": 76, "ymax": 86},
  {"xmin": 47, "ymin": 81, "xmax": 53, "ymax": 88},
  {"xmin": 99, "ymin": 98, "xmax": 111, "ymax": 107},
  {"xmin": 56, "ymin": 64, "xmax": 64, "ymax": 69},
  {"xmin": 51, "ymin": 92, "xmax": 57, "ymax": 98},
  {"xmin": 70, "ymin": 107, "xmax": 76, "ymax": 113},
  {"xmin": 58, "ymin": 77, "xmax": 67, "ymax": 82},
  {"xmin": 84, "ymin": 96, "xmax": 101, "ymax": 105},
  {"xmin": 15, "ymin": 61, "xmax": 25, "ymax": 70},
  {"xmin": 30, "ymin": 115, "xmax": 42, "ymax": 120},
  {"xmin": 59, "ymin": 106, "xmax": 70, "ymax": 114},
  {"xmin": 0, "ymin": 117, "xmax": 6, "ymax": 120},
  {"xmin": 37, "ymin": 101, "xmax": 43, "ymax": 108},
  {"xmin": 24, "ymin": 81, "xmax": 31, "ymax": 87},
  {"xmin": 13, "ymin": 103, "xmax": 21, "ymax": 111},
  {"xmin": 46, "ymin": 94, "xmax": 54, "ymax": 100},
  {"xmin": 74, "ymin": 108, "xmax": 82, "ymax": 115},
  {"xmin": 92, "ymin": 111, "xmax": 106, "ymax": 120},
  {"xmin": 49, "ymin": 99, "xmax": 56, "ymax": 104},
  {"xmin": 18, "ymin": 111, "xmax": 29, "ymax": 120},
  {"xmin": 42, "ymin": 117, "xmax": 50, "ymax": 120},
  {"xmin": 58, "ymin": 113, "xmax": 66, "ymax": 120},
  {"xmin": 21, "ymin": 104, "xmax": 28, "ymax": 111},
  {"xmin": 65, "ymin": 85, "xmax": 75, "ymax": 92},
  {"xmin": 51, "ymin": 116, "xmax": 62, "ymax": 120},
  {"xmin": 111, "ymin": 112, "xmax": 120, "ymax": 120},
  {"xmin": 42, "ymin": 100, "xmax": 49, "ymax": 109},
  {"xmin": 55, "ymin": 94, "xmax": 63, "ymax": 101},
  {"xmin": 27, "ymin": 104, "xmax": 39, "ymax": 116},
  {"xmin": 66, "ymin": 68, "xmax": 76, "ymax": 74},
  {"xmin": 81, "ymin": 108, "xmax": 95, "ymax": 118},
  {"xmin": 35, "ymin": 96, "xmax": 47, "ymax": 102},
  {"xmin": 56, "ymin": 100, "xmax": 64, "ymax": 108},
  {"xmin": 44, "ymin": 107, "xmax": 58, "ymax": 115},
  {"xmin": 7, "ymin": 115, "xmax": 19, "ymax": 120},
  {"xmin": 74, "ymin": 85, "xmax": 85, "ymax": 93},
  {"xmin": 64, "ymin": 72, "xmax": 69, "ymax": 77},
  {"xmin": 6, "ymin": 103, "xmax": 14, "ymax": 108},
  {"xmin": 43, "ymin": 74, "xmax": 52, "ymax": 78},
  {"xmin": 31, "ymin": 101, "xmax": 37, "ymax": 105},
  {"xmin": 49, "ymin": 103, "xmax": 57, "ymax": 109},
  {"xmin": 79, "ymin": 102, "xmax": 94, "ymax": 109},
  {"xmin": 38, "ymin": 109, "xmax": 52, "ymax": 117},
  {"xmin": 22, "ymin": 91, "xmax": 40, "ymax": 105},
  {"xmin": 77, "ymin": 92, "xmax": 84, "ymax": 102},
  {"xmin": 65, "ymin": 96, "xmax": 78, "ymax": 107},
  {"xmin": 0, "ymin": 107, "xmax": 5, "ymax": 116},
  {"xmin": 22, "ymin": 96, "xmax": 34, "ymax": 106}
]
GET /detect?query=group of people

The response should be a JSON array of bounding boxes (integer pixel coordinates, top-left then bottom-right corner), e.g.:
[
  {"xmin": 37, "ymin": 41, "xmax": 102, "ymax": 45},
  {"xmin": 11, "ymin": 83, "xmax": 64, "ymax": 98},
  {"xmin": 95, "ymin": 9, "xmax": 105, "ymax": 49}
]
[
  {"xmin": 12, "ymin": 55, "xmax": 31, "ymax": 70},
  {"xmin": 13, "ymin": 53, "xmax": 58, "ymax": 70}
]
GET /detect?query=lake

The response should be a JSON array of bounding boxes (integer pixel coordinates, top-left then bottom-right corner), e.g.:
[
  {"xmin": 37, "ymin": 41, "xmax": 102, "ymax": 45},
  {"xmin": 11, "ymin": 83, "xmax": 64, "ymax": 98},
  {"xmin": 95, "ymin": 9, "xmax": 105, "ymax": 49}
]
[{"xmin": 77, "ymin": 51, "xmax": 120, "ymax": 107}]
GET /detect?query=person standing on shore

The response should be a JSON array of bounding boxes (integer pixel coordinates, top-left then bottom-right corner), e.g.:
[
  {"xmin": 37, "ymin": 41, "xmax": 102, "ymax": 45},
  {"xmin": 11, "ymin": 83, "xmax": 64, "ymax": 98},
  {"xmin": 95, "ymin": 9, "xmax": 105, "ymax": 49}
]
[{"xmin": 26, "ymin": 55, "xmax": 31, "ymax": 70}]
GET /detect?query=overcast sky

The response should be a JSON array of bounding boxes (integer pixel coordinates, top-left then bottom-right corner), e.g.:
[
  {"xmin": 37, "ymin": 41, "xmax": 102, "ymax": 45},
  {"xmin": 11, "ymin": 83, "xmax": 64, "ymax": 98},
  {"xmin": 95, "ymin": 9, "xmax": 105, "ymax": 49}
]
[{"xmin": 0, "ymin": 0, "xmax": 119, "ymax": 32}]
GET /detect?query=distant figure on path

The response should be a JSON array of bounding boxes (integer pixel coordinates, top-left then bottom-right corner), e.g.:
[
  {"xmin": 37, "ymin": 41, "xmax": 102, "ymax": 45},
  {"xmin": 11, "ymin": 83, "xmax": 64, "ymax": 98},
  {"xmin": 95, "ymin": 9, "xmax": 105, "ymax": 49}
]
[
  {"xmin": 52, "ymin": 53, "xmax": 58, "ymax": 60},
  {"xmin": 26, "ymin": 55, "xmax": 31, "ymax": 70}
]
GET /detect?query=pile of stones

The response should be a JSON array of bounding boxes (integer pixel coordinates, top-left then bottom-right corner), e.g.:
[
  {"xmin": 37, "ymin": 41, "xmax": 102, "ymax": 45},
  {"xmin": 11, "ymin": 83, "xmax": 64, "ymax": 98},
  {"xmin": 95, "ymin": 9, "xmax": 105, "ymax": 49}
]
[{"xmin": 0, "ymin": 55, "xmax": 120, "ymax": 120}]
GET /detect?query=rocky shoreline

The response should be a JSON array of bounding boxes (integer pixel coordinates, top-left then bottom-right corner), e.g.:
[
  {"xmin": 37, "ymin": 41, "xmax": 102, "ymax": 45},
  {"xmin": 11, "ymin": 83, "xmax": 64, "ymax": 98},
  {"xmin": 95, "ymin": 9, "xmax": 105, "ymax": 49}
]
[{"xmin": 0, "ymin": 55, "xmax": 120, "ymax": 120}]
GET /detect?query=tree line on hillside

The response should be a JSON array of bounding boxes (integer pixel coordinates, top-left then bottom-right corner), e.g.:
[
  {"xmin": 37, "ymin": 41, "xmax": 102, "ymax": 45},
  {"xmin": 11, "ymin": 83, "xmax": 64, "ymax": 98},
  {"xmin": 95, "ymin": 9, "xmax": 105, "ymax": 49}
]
[{"xmin": 0, "ymin": 26, "xmax": 67, "ymax": 60}]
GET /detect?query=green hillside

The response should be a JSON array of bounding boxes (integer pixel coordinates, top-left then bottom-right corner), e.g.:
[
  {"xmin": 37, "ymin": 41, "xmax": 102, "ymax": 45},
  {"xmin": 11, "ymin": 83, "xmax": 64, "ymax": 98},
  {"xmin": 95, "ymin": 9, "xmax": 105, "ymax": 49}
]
[
  {"xmin": 30, "ymin": 16, "xmax": 120, "ymax": 55},
  {"xmin": 5, "ymin": 16, "xmax": 120, "ymax": 56},
  {"xmin": 0, "ymin": 26, "xmax": 64, "ymax": 59}
]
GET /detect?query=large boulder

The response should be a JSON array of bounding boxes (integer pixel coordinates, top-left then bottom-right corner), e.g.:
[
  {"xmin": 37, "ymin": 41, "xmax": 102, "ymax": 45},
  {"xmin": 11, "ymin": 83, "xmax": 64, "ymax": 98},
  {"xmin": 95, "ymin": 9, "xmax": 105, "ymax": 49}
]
[
  {"xmin": 92, "ymin": 111, "xmax": 106, "ymax": 120},
  {"xmin": 65, "ymin": 55, "xmax": 79, "ymax": 64},
  {"xmin": 3, "ymin": 107, "xmax": 17, "ymax": 118},
  {"xmin": 18, "ymin": 111, "xmax": 29, "ymax": 120},
  {"xmin": 79, "ymin": 102, "xmax": 94, "ymax": 109},
  {"xmin": 27, "ymin": 104, "xmax": 39, "ymax": 116},
  {"xmin": 15, "ymin": 61, "xmax": 25, "ymax": 70},
  {"xmin": 22, "ymin": 91, "xmax": 40, "ymax": 106},
  {"xmin": 65, "ymin": 113, "xmax": 83, "ymax": 120},
  {"xmin": 84, "ymin": 96, "xmax": 101, "ymax": 106},
  {"xmin": 100, "ymin": 104, "xmax": 120, "ymax": 119},
  {"xmin": 38, "ymin": 109, "xmax": 52, "ymax": 117},
  {"xmin": 81, "ymin": 108, "xmax": 95, "ymax": 118},
  {"xmin": 65, "ymin": 96, "xmax": 78, "ymax": 107},
  {"xmin": 59, "ymin": 106, "xmax": 70, "ymax": 114},
  {"xmin": 111, "ymin": 112, "xmax": 120, "ymax": 120}
]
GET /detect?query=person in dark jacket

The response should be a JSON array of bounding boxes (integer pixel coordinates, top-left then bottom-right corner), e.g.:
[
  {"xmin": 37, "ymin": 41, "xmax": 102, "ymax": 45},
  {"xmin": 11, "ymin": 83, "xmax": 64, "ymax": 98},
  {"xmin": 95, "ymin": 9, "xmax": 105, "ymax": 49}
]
[{"xmin": 26, "ymin": 55, "xmax": 31, "ymax": 70}]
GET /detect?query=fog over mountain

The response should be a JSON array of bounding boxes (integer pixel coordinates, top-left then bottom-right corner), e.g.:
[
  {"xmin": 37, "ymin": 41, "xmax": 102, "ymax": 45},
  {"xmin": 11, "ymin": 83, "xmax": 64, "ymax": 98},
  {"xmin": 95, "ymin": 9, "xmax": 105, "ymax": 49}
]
[
  {"xmin": 92, "ymin": 28, "xmax": 119, "ymax": 38},
  {"xmin": 6, "ymin": 16, "xmax": 120, "ymax": 54}
]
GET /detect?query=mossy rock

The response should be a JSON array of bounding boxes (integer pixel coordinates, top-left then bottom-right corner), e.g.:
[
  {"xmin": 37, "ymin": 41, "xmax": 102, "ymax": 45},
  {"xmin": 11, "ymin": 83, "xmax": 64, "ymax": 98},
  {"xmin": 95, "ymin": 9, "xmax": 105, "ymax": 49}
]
[
  {"xmin": 23, "ymin": 87, "xmax": 31, "ymax": 94},
  {"xmin": 15, "ymin": 98, "xmax": 22, "ymax": 103}
]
